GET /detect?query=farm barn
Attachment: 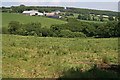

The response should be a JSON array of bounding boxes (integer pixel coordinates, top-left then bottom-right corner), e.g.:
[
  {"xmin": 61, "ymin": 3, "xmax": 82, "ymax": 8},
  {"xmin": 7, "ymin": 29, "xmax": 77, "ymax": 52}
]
[
  {"xmin": 103, "ymin": 15, "xmax": 109, "ymax": 18},
  {"xmin": 44, "ymin": 11, "xmax": 62, "ymax": 18},
  {"xmin": 22, "ymin": 10, "xmax": 43, "ymax": 16}
]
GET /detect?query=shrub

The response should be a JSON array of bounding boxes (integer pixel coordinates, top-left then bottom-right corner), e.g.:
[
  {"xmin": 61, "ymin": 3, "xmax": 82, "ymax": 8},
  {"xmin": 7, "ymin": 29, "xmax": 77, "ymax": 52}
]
[
  {"xmin": 8, "ymin": 21, "xmax": 21, "ymax": 34},
  {"xmin": 41, "ymin": 27, "xmax": 54, "ymax": 37},
  {"xmin": 59, "ymin": 30, "xmax": 86, "ymax": 38},
  {"xmin": 59, "ymin": 30, "xmax": 73, "ymax": 38},
  {"xmin": 24, "ymin": 22, "xmax": 42, "ymax": 36},
  {"xmin": 73, "ymin": 32, "xmax": 86, "ymax": 38}
]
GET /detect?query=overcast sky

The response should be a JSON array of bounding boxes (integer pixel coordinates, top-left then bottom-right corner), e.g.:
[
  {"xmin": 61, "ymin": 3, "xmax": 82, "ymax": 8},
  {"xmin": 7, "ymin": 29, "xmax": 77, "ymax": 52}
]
[{"xmin": 1, "ymin": 0, "xmax": 120, "ymax": 11}]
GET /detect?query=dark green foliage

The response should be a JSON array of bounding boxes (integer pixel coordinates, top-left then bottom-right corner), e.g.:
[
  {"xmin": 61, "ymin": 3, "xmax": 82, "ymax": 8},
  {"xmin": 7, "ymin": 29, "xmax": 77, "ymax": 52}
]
[
  {"xmin": 72, "ymin": 32, "xmax": 86, "ymax": 38},
  {"xmin": 65, "ymin": 13, "xmax": 74, "ymax": 16},
  {"xmin": 8, "ymin": 21, "xmax": 21, "ymax": 34},
  {"xmin": 96, "ymin": 21, "xmax": 119, "ymax": 37},
  {"xmin": 10, "ymin": 6, "xmax": 64, "ymax": 13},
  {"xmin": 82, "ymin": 24, "xmax": 96, "ymax": 37},
  {"xmin": 58, "ymin": 30, "xmax": 74, "ymax": 38},
  {"xmin": 24, "ymin": 22, "xmax": 41, "ymax": 36},
  {"xmin": 99, "ymin": 15, "xmax": 103, "ymax": 21},
  {"xmin": 78, "ymin": 14, "xmax": 88, "ymax": 20},
  {"xmin": 108, "ymin": 16, "xmax": 114, "ymax": 21},
  {"xmin": 6, "ymin": 20, "xmax": 119, "ymax": 38},
  {"xmin": 63, "ymin": 7, "xmax": 118, "ymax": 16},
  {"xmin": 51, "ymin": 20, "xmax": 119, "ymax": 38},
  {"xmin": 11, "ymin": 5, "xmax": 26, "ymax": 13},
  {"xmin": 17, "ymin": 22, "xmax": 42, "ymax": 36},
  {"xmin": 41, "ymin": 27, "xmax": 53, "ymax": 37},
  {"xmin": 2, "ymin": 5, "xmax": 118, "ymax": 17},
  {"xmin": 78, "ymin": 14, "xmax": 82, "ymax": 19}
]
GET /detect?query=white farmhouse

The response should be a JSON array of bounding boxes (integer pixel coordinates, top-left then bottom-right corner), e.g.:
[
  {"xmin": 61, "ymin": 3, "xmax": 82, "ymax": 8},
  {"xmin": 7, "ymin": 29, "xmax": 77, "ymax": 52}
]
[
  {"xmin": 103, "ymin": 15, "xmax": 109, "ymax": 18},
  {"xmin": 22, "ymin": 10, "xmax": 43, "ymax": 16}
]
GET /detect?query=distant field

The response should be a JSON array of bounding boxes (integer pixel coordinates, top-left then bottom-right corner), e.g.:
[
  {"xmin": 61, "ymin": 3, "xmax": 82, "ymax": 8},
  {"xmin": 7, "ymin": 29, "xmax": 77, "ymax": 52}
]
[
  {"xmin": 2, "ymin": 13, "xmax": 66, "ymax": 28},
  {"xmin": 79, "ymin": 20, "xmax": 105, "ymax": 23},
  {"xmin": 2, "ymin": 34, "xmax": 118, "ymax": 78}
]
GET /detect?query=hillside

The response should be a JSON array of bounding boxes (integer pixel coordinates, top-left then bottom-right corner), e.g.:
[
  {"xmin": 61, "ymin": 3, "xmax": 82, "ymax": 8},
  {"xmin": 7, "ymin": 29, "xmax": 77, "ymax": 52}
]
[
  {"xmin": 2, "ymin": 34, "xmax": 118, "ymax": 78},
  {"xmin": 2, "ymin": 13, "xmax": 66, "ymax": 28},
  {"xmin": 2, "ymin": 6, "xmax": 118, "ymax": 16},
  {"xmin": 64, "ymin": 7, "xmax": 118, "ymax": 16}
]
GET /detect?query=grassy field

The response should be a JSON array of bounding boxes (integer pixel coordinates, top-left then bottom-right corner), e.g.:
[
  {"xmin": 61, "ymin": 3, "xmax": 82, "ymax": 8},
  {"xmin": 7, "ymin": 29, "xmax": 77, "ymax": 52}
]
[
  {"xmin": 79, "ymin": 20, "xmax": 105, "ymax": 24},
  {"xmin": 2, "ymin": 34, "xmax": 118, "ymax": 78},
  {"xmin": 2, "ymin": 13, "xmax": 66, "ymax": 28}
]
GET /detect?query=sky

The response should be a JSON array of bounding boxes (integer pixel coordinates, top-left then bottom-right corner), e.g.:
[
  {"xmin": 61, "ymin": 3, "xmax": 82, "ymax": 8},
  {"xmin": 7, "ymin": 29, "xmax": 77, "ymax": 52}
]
[{"xmin": 1, "ymin": 0, "xmax": 120, "ymax": 11}]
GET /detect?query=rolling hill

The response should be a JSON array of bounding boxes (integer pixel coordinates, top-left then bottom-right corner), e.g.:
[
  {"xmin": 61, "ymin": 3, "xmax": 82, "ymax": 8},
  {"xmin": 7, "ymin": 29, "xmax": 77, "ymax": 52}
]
[
  {"xmin": 2, "ymin": 13, "xmax": 66, "ymax": 28},
  {"xmin": 2, "ymin": 34, "xmax": 118, "ymax": 78}
]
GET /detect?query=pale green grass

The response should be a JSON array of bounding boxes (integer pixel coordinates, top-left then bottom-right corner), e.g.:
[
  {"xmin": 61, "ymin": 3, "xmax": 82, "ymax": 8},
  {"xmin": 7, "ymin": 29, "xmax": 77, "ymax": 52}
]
[
  {"xmin": 2, "ymin": 34, "xmax": 118, "ymax": 78},
  {"xmin": 2, "ymin": 13, "xmax": 66, "ymax": 28}
]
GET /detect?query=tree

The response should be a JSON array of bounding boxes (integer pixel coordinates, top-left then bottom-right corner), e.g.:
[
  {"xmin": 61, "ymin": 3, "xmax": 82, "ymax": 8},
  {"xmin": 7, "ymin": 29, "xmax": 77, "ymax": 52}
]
[
  {"xmin": 20, "ymin": 4, "xmax": 25, "ymax": 7},
  {"xmin": 8, "ymin": 21, "xmax": 21, "ymax": 34},
  {"xmin": 59, "ymin": 30, "xmax": 73, "ymax": 38},
  {"xmin": 73, "ymin": 32, "xmax": 86, "ymax": 38},
  {"xmin": 108, "ymin": 16, "xmax": 114, "ymax": 21},
  {"xmin": 99, "ymin": 15, "xmax": 103, "ymax": 21},
  {"xmin": 87, "ymin": 14, "xmax": 91, "ymax": 20},
  {"xmin": 24, "ymin": 22, "xmax": 42, "ymax": 36},
  {"xmin": 78, "ymin": 14, "xmax": 82, "ymax": 19},
  {"xmin": 41, "ymin": 27, "xmax": 53, "ymax": 37}
]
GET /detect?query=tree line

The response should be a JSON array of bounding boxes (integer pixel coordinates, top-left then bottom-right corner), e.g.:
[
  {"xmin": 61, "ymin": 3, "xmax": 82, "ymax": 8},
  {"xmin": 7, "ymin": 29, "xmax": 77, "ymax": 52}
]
[
  {"xmin": 77, "ymin": 14, "xmax": 118, "ymax": 21},
  {"xmin": 2, "ymin": 19, "xmax": 119, "ymax": 38},
  {"xmin": 63, "ymin": 7, "xmax": 118, "ymax": 17},
  {"xmin": 2, "ymin": 5, "xmax": 118, "ymax": 17}
]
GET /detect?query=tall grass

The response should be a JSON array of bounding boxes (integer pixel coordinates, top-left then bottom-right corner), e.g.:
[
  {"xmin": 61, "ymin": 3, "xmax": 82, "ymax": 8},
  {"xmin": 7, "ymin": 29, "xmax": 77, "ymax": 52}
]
[{"xmin": 2, "ymin": 34, "xmax": 118, "ymax": 78}]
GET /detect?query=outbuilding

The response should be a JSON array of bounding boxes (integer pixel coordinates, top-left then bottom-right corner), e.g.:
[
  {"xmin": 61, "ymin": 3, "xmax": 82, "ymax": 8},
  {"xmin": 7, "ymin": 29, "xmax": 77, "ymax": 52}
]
[{"xmin": 22, "ymin": 10, "xmax": 44, "ymax": 16}]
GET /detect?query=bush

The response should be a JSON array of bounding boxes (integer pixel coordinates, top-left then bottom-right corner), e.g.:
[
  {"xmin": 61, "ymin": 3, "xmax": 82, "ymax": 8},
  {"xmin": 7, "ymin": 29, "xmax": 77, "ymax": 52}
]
[
  {"xmin": 41, "ymin": 27, "xmax": 54, "ymax": 37},
  {"xmin": 24, "ymin": 22, "xmax": 42, "ymax": 36},
  {"xmin": 59, "ymin": 30, "xmax": 86, "ymax": 38},
  {"xmin": 8, "ymin": 21, "xmax": 21, "ymax": 34},
  {"xmin": 59, "ymin": 30, "xmax": 73, "ymax": 38},
  {"xmin": 6, "ymin": 20, "xmax": 119, "ymax": 38},
  {"xmin": 73, "ymin": 32, "xmax": 86, "ymax": 38}
]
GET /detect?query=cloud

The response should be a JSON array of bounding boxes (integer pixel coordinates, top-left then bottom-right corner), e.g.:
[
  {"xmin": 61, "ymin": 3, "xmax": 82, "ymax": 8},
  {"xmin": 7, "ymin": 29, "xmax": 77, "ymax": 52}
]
[{"xmin": 2, "ymin": 0, "xmax": 120, "ymax": 2}]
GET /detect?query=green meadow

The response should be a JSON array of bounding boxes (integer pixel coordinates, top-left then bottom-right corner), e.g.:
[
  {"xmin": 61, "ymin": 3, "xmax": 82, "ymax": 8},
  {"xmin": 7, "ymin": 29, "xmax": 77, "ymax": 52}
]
[
  {"xmin": 2, "ymin": 12, "xmax": 119, "ymax": 78},
  {"xmin": 2, "ymin": 13, "xmax": 66, "ymax": 28},
  {"xmin": 2, "ymin": 34, "xmax": 118, "ymax": 78}
]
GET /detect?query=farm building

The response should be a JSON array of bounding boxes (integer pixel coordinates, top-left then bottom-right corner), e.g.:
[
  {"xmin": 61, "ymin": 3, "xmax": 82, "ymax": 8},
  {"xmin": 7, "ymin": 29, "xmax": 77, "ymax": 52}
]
[
  {"xmin": 22, "ymin": 10, "xmax": 61, "ymax": 18},
  {"xmin": 103, "ymin": 15, "xmax": 109, "ymax": 18},
  {"xmin": 97, "ymin": 15, "xmax": 100, "ymax": 17},
  {"xmin": 53, "ymin": 10, "xmax": 61, "ymax": 14},
  {"xmin": 44, "ymin": 12, "xmax": 55, "ymax": 16},
  {"xmin": 22, "ymin": 10, "xmax": 44, "ymax": 16},
  {"xmin": 44, "ymin": 10, "xmax": 61, "ymax": 16},
  {"xmin": 97, "ymin": 15, "xmax": 109, "ymax": 18},
  {"xmin": 44, "ymin": 11, "xmax": 62, "ymax": 18}
]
